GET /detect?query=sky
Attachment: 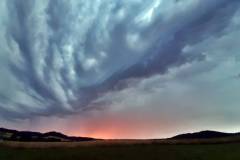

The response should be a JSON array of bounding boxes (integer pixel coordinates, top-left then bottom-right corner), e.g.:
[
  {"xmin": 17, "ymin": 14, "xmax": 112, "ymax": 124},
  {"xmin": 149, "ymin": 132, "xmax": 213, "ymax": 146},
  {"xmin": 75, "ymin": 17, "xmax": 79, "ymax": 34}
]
[{"xmin": 0, "ymin": 0, "xmax": 240, "ymax": 139}]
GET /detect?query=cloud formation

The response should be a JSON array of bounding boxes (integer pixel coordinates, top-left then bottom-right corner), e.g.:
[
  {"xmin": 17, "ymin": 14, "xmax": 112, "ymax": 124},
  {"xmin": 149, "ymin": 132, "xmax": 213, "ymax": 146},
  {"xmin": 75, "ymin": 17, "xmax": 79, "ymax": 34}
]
[{"xmin": 0, "ymin": 0, "xmax": 240, "ymax": 138}]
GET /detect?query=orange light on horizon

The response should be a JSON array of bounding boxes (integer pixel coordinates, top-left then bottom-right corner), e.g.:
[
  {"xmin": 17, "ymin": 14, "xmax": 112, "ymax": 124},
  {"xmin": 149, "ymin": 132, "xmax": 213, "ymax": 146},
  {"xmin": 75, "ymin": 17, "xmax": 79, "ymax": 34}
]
[{"xmin": 63, "ymin": 111, "xmax": 174, "ymax": 139}]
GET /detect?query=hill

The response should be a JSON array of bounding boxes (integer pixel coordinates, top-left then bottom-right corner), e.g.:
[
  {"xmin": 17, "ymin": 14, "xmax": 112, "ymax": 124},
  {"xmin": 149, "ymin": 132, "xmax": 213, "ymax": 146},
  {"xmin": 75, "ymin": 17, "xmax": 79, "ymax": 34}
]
[
  {"xmin": 1, "ymin": 127, "xmax": 240, "ymax": 142},
  {"xmin": 0, "ymin": 128, "xmax": 95, "ymax": 142},
  {"xmin": 171, "ymin": 130, "xmax": 240, "ymax": 139}
]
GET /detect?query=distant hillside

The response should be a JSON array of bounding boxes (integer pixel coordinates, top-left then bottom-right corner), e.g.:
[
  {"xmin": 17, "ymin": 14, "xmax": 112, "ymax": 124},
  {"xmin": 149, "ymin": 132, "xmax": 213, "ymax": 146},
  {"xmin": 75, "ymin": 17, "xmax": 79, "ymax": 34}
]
[
  {"xmin": 0, "ymin": 128, "xmax": 95, "ymax": 142},
  {"xmin": 172, "ymin": 130, "xmax": 240, "ymax": 139},
  {"xmin": 1, "ymin": 128, "xmax": 240, "ymax": 142}
]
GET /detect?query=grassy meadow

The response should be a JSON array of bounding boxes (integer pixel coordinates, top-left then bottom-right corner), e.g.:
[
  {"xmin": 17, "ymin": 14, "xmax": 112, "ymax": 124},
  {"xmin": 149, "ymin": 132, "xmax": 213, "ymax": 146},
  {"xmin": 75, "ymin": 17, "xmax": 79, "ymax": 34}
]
[{"xmin": 1, "ymin": 139, "xmax": 240, "ymax": 160}]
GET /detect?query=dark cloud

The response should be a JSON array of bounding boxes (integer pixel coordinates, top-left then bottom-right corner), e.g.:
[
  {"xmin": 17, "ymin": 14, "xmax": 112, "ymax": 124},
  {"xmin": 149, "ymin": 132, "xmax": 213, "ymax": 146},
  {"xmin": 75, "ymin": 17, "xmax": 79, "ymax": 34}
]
[
  {"xmin": 108, "ymin": 0, "xmax": 240, "ymax": 81},
  {"xmin": 0, "ymin": 0, "xmax": 240, "ymax": 121}
]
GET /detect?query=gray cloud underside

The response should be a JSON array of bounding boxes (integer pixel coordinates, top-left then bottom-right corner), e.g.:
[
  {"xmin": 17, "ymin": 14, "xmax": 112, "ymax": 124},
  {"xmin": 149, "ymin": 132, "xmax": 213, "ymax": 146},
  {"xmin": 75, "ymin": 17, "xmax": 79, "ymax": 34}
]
[{"xmin": 0, "ymin": 0, "xmax": 240, "ymax": 120}]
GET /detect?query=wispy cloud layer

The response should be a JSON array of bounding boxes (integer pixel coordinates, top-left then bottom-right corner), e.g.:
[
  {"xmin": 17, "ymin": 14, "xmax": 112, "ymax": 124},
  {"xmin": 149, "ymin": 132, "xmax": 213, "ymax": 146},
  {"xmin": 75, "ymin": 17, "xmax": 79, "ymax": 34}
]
[{"xmin": 0, "ymin": 0, "xmax": 240, "ymax": 137}]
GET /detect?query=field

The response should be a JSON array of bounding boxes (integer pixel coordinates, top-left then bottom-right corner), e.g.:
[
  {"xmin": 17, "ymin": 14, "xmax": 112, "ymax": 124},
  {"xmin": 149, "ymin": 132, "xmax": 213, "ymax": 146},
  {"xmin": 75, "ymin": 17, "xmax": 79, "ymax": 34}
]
[{"xmin": 1, "ymin": 139, "xmax": 240, "ymax": 160}]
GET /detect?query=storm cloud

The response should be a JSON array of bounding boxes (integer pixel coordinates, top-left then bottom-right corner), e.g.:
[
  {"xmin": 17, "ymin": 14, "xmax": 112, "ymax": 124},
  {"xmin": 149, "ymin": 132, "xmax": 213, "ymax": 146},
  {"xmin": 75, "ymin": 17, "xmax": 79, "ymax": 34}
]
[{"xmin": 0, "ymin": 0, "xmax": 240, "ymax": 138}]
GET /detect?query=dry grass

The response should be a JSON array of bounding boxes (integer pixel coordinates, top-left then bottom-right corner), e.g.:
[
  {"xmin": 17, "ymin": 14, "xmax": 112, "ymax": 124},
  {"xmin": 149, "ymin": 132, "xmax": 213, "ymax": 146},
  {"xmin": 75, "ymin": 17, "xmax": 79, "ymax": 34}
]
[
  {"xmin": 1, "ymin": 136, "xmax": 240, "ymax": 149},
  {"xmin": 1, "ymin": 139, "xmax": 240, "ymax": 160}
]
